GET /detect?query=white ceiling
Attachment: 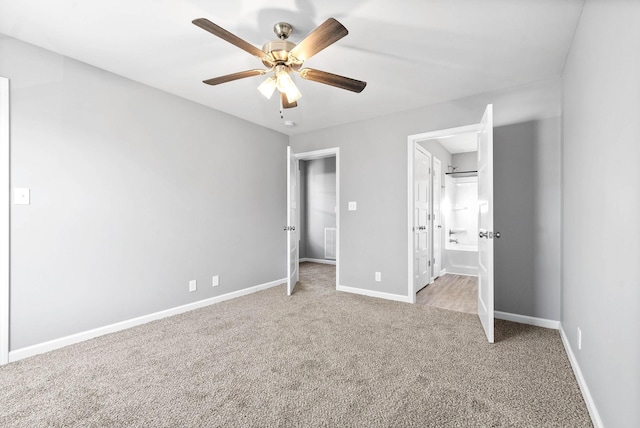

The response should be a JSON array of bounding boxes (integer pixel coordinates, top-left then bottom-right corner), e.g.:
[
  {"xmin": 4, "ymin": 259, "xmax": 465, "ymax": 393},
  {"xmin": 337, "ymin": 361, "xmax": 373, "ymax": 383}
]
[
  {"xmin": 438, "ymin": 133, "xmax": 478, "ymax": 154},
  {"xmin": 0, "ymin": 0, "xmax": 583, "ymax": 135}
]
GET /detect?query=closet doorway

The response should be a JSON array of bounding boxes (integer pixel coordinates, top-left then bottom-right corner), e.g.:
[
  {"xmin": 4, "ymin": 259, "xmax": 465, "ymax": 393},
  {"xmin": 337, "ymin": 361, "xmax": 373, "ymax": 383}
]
[{"xmin": 295, "ymin": 148, "xmax": 340, "ymax": 289}]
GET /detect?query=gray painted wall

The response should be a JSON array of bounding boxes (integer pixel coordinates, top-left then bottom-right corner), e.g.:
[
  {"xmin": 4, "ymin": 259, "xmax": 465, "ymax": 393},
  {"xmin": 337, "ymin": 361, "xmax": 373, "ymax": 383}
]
[
  {"xmin": 562, "ymin": 1, "xmax": 640, "ymax": 426},
  {"xmin": 418, "ymin": 139, "xmax": 452, "ymax": 191},
  {"xmin": 418, "ymin": 140, "xmax": 452, "ymax": 172},
  {"xmin": 1, "ymin": 36, "xmax": 288, "ymax": 350},
  {"xmin": 300, "ymin": 158, "xmax": 336, "ymax": 260},
  {"xmin": 291, "ymin": 78, "xmax": 562, "ymax": 320},
  {"xmin": 494, "ymin": 119, "xmax": 561, "ymax": 321},
  {"xmin": 451, "ymin": 152, "xmax": 477, "ymax": 172}
]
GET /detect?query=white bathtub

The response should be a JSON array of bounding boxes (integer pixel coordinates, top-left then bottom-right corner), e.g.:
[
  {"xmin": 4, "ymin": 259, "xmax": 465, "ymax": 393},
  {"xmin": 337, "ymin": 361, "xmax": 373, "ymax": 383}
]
[{"xmin": 444, "ymin": 243, "xmax": 478, "ymax": 276}]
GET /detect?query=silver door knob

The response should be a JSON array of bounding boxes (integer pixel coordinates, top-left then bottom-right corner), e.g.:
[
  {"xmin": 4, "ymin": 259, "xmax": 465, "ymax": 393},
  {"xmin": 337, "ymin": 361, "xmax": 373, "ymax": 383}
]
[
  {"xmin": 494, "ymin": 231, "xmax": 501, "ymax": 239},
  {"xmin": 479, "ymin": 231, "xmax": 488, "ymax": 238}
]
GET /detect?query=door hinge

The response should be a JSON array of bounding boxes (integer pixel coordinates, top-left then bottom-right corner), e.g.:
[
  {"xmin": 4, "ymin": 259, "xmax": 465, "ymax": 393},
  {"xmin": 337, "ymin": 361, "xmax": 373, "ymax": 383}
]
[{"xmin": 428, "ymin": 260, "xmax": 431, "ymax": 267}]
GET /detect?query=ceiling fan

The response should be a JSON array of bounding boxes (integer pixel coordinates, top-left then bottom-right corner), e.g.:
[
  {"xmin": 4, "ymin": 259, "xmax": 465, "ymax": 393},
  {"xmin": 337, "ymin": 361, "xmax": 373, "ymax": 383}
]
[{"xmin": 192, "ymin": 17, "xmax": 367, "ymax": 109}]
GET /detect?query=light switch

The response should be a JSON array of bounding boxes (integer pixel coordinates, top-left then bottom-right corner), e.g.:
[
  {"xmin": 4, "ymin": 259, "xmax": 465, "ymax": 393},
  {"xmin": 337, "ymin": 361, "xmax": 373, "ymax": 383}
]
[
  {"xmin": 348, "ymin": 201, "xmax": 357, "ymax": 211},
  {"xmin": 14, "ymin": 188, "xmax": 30, "ymax": 205}
]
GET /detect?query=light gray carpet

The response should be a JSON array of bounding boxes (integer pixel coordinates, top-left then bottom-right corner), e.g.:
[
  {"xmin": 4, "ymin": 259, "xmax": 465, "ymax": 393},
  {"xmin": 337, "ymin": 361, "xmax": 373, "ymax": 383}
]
[{"xmin": 0, "ymin": 263, "xmax": 591, "ymax": 427}]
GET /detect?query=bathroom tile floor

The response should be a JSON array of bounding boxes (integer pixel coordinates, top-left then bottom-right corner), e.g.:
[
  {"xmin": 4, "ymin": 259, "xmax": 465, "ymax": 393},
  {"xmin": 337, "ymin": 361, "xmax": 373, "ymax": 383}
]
[{"xmin": 416, "ymin": 274, "xmax": 478, "ymax": 314}]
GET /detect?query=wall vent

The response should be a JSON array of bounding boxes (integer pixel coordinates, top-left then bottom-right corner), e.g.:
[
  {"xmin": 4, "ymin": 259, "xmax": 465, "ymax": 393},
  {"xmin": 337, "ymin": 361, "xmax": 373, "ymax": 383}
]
[{"xmin": 324, "ymin": 227, "xmax": 337, "ymax": 260}]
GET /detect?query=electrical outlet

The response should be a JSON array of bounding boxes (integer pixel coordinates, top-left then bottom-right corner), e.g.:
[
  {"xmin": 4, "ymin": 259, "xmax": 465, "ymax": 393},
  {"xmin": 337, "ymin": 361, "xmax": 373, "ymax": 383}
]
[
  {"xmin": 577, "ymin": 327, "xmax": 582, "ymax": 350},
  {"xmin": 212, "ymin": 275, "xmax": 220, "ymax": 287},
  {"xmin": 189, "ymin": 280, "xmax": 197, "ymax": 292},
  {"xmin": 375, "ymin": 272, "xmax": 381, "ymax": 282}
]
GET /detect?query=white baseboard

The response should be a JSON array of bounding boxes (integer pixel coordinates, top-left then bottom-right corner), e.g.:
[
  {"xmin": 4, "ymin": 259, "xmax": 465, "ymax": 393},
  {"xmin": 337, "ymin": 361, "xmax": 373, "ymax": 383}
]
[
  {"xmin": 337, "ymin": 285, "xmax": 413, "ymax": 303},
  {"xmin": 9, "ymin": 277, "xmax": 286, "ymax": 363},
  {"xmin": 300, "ymin": 258, "xmax": 336, "ymax": 266},
  {"xmin": 494, "ymin": 311, "xmax": 560, "ymax": 330},
  {"xmin": 559, "ymin": 325, "xmax": 603, "ymax": 428},
  {"xmin": 494, "ymin": 311, "xmax": 602, "ymax": 426}
]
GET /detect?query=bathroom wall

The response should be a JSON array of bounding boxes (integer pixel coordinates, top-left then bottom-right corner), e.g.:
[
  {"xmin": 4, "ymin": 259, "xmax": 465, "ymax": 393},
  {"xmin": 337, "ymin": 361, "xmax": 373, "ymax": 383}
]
[
  {"xmin": 418, "ymin": 140, "xmax": 452, "ymax": 175},
  {"xmin": 446, "ymin": 176, "xmax": 479, "ymax": 249},
  {"xmin": 443, "ymin": 175, "xmax": 479, "ymax": 276},
  {"xmin": 451, "ymin": 151, "xmax": 477, "ymax": 172}
]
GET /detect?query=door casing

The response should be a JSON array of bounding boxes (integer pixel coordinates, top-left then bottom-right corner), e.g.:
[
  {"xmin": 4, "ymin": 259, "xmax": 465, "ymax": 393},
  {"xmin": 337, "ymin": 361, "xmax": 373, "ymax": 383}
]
[
  {"xmin": 432, "ymin": 156, "xmax": 442, "ymax": 280},
  {"xmin": 407, "ymin": 124, "xmax": 480, "ymax": 303},
  {"xmin": 291, "ymin": 147, "xmax": 340, "ymax": 290}
]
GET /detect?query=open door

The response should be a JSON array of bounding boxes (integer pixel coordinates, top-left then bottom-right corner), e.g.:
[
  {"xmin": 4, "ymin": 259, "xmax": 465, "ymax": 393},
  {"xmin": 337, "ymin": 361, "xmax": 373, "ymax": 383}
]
[
  {"xmin": 477, "ymin": 104, "xmax": 495, "ymax": 343},
  {"xmin": 414, "ymin": 146, "xmax": 431, "ymax": 292},
  {"xmin": 286, "ymin": 146, "xmax": 299, "ymax": 295},
  {"xmin": 432, "ymin": 157, "xmax": 442, "ymax": 279},
  {"xmin": 1, "ymin": 77, "xmax": 9, "ymax": 365}
]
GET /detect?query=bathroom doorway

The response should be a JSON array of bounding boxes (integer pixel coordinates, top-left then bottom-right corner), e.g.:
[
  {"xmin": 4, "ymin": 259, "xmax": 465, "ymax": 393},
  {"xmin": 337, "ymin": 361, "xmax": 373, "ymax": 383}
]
[
  {"xmin": 407, "ymin": 105, "xmax": 496, "ymax": 342},
  {"xmin": 410, "ymin": 131, "xmax": 479, "ymax": 313}
]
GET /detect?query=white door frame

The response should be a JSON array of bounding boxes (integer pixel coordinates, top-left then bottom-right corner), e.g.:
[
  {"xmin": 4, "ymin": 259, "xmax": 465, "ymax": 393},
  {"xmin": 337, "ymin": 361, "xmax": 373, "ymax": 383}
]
[
  {"xmin": 432, "ymin": 156, "xmax": 442, "ymax": 280},
  {"xmin": 294, "ymin": 147, "xmax": 340, "ymax": 289},
  {"xmin": 1, "ymin": 77, "xmax": 9, "ymax": 365},
  {"xmin": 407, "ymin": 124, "xmax": 480, "ymax": 302}
]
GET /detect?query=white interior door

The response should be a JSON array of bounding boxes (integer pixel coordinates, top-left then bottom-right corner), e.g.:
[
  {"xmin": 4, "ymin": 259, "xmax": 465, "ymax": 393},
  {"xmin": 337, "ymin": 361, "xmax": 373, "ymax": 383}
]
[
  {"xmin": 432, "ymin": 157, "xmax": 442, "ymax": 279},
  {"xmin": 1, "ymin": 77, "xmax": 9, "ymax": 365},
  {"xmin": 286, "ymin": 146, "xmax": 299, "ymax": 296},
  {"xmin": 414, "ymin": 147, "xmax": 431, "ymax": 292},
  {"xmin": 477, "ymin": 104, "xmax": 495, "ymax": 343}
]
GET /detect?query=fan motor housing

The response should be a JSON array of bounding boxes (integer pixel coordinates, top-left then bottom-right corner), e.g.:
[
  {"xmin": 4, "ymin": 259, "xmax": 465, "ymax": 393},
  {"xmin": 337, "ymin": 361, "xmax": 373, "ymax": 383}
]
[{"xmin": 262, "ymin": 40, "xmax": 296, "ymax": 65}]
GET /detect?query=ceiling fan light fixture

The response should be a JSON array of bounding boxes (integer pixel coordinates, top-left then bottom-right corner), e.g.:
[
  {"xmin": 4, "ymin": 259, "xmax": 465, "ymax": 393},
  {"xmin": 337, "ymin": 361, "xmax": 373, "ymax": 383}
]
[
  {"xmin": 194, "ymin": 17, "xmax": 366, "ymax": 111},
  {"xmin": 275, "ymin": 67, "xmax": 302, "ymax": 103},
  {"xmin": 258, "ymin": 76, "xmax": 277, "ymax": 99},
  {"xmin": 284, "ymin": 81, "xmax": 302, "ymax": 103}
]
